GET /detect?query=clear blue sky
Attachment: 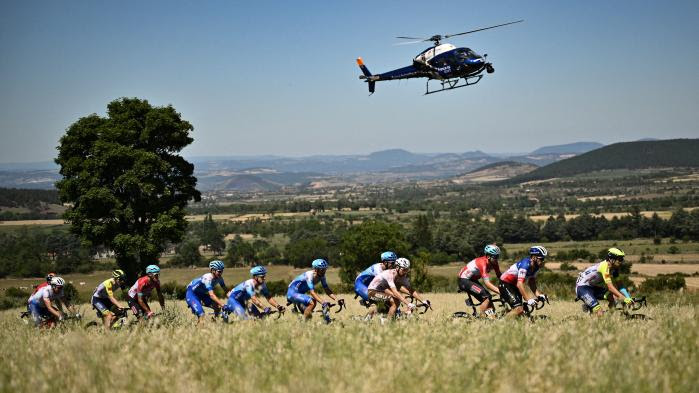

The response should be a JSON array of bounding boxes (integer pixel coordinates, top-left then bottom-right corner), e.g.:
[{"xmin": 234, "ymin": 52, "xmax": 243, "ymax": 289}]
[{"xmin": 1, "ymin": 1, "xmax": 697, "ymax": 163}]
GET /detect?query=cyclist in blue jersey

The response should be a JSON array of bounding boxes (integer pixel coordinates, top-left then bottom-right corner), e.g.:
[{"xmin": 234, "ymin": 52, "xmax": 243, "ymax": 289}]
[
  {"xmin": 499, "ymin": 246, "xmax": 549, "ymax": 318},
  {"xmin": 223, "ymin": 266, "xmax": 285, "ymax": 321},
  {"xmin": 354, "ymin": 251, "xmax": 397, "ymax": 304},
  {"xmin": 286, "ymin": 259, "xmax": 342, "ymax": 320},
  {"xmin": 186, "ymin": 260, "xmax": 229, "ymax": 325}
]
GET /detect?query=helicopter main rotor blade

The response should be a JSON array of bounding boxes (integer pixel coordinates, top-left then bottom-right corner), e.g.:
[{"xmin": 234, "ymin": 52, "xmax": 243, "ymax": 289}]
[
  {"xmin": 393, "ymin": 40, "xmax": 426, "ymax": 46},
  {"xmin": 396, "ymin": 36, "xmax": 426, "ymax": 40},
  {"xmin": 444, "ymin": 19, "xmax": 523, "ymax": 39}
]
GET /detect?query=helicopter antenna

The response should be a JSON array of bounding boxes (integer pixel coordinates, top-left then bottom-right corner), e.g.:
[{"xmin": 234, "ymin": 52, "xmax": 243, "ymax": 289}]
[{"xmin": 396, "ymin": 19, "xmax": 523, "ymax": 46}]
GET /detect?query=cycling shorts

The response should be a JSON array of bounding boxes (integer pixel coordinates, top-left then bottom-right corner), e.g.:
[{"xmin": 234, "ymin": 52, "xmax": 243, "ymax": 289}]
[
  {"xmin": 127, "ymin": 296, "xmax": 147, "ymax": 317},
  {"xmin": 354, "ymin": 276, "xmax": 372, "ymax": 302},
  {"xmin": 459, "ymin": 278, "xmax": 493, "ymax": 302},
  {"xmin": 28, "ymin": 302, "xmax": 52, "ymax": 327},
  {"xmin": 498, "ymin": 282, "xmax": 523, "ymax": 308},
  {"xmin": 576, "ymin": 285, "xmax": 608, "ymax": 310},
  {"xmin": 185, "ymin": 288, "xmax": 216, "ymax": 317},
  {"xmin": 91, "ymin": 296, "xmax": 112, "ymax": 318},
  {"xmin": 286, "ymin": 287, "xmax": 312, "ymax": 307}
]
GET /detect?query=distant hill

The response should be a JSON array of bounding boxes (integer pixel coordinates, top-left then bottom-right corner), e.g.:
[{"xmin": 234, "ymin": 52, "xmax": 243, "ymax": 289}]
[
  {"xmin": 531, "ymin": 142, "xmax": 603, "ymax": 155},
  {"xmin": 451, "ymin": 161, "xmax": 538, "ymax": 184},
  {"xmin": 508, "ymin": 139, "xmax": 699, "ymax": 183}
]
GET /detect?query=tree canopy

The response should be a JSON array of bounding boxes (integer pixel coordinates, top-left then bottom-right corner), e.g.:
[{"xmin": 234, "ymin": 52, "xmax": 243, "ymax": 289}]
[{"xmin": 55, "ymin": 98, "xmax": 201, "ymax": 280}]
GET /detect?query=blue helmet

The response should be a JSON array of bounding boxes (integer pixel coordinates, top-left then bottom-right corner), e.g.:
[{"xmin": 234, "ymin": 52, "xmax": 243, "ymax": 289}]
[
  {"xmin": 250, "ymin": 266, "xmax": 267, "ymax": 276},
  {"xmin": 529, "ymin": 246, "xmax": 548, "ymax": 257},
  {"xmin": 484, "ymin": 244, "xmax": 501, "ymax": 257},
  {"xmin": 380, "ymin": 251, "xmax": 397, "ymax": 262},
  {"xmin": 145, "ymin": 265, "xmax": 160, "ymax": 274},
  {"xmin": 209, "ymin": 260, "xmax": 225, "ymax": 271},
  {"xmin": 312, "ymin": 259, "xmax": 329, "ymax": 269}
]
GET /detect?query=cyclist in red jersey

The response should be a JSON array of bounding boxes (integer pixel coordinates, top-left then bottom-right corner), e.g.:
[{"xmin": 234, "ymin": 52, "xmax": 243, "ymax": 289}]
[
  {"xmin": 127, "ymin": 265, "xmax": 165, "ymax": 319},
  {"xmin": 458, "ymin": 244, "xmax": 502, "ymax": 319}
]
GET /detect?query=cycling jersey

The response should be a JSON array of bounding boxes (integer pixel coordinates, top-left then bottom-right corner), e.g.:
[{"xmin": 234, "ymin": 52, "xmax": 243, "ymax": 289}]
[
  {"xmin": 356, "ymin": 263, "xmax": 384, "ymax": 284},
  {"xmin": 31, "ymin": 282, "xmax": 49, "ymax": 295},
  {"xmin": 288, "ymin": 271, "xmax": 329, "ymax": 294},
  {"xmin": 187, "ymin": 273, "xmax": 227, "ymax": 297},
  {"xmin": 368, "ymin": 269, "xmax": 410, "ymax": 292},
  {"xmin": 93, "ymin": 278, "xmax": 123, "ymax": 299},
  {"xmin": 576, "ymin": 261, "xmax": 613, "ymax": 288},
  {"xmin": 229, "ymin": 279, "xmax": 270, "ymax": 303},
  {"xmin": 500, "ymin": 257, "xmax": 540, "ymax": 285},
  {"xmin": 28, "ymin": 285, "xmax": 62, "ymax": 308},
  {"xmin": 458, "ymin": 256, "xmax": 500, "ymax": 281},
  {"xmin": 128, "ymin": 276, "xmax": 160, "ymax": 299}
]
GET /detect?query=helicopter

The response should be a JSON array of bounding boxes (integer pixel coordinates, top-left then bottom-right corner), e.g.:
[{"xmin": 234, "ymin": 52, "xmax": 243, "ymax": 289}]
[{"xmin": 357, "ymin": 20, "xmax": 523, "ymax": 95}]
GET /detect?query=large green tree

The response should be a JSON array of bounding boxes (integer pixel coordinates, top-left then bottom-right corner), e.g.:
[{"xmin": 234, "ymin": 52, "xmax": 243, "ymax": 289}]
[{"xmin": 55, "ymin": 98, "xmax": 201, "ymax": 280}]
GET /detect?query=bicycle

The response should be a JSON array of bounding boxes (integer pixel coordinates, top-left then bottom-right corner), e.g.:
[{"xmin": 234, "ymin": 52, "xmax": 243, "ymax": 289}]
[
  {"xmin": 84, "ymin": 307, "xmax": 131, "ymax": 330},
  {"xmin": 616, "ymin": 296, "xmax": 651, "ymax": 320},
  {"xmin": 451, "ymin": 290, "xmax": 507, "ymax": 320}
]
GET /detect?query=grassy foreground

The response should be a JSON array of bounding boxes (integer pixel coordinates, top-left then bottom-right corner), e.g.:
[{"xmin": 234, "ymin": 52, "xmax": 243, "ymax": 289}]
[{"xmin": 1, "ymin": 293, "xmax": 696, "ymax": 393}]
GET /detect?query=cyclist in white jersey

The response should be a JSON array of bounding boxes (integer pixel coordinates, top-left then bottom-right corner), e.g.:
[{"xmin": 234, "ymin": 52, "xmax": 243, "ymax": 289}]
[
  {"xmin": 367, "ymin": 258, "xmax": 428, "ymax": 319},
  {"xmin": 576, "ymin": 247, "xmax": 633, "ymax": 316}
]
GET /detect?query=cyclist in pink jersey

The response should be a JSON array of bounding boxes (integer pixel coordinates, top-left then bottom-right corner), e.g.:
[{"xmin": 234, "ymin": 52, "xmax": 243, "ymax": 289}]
[
  {"xmin": 127, "ymin": 265, "xmax": 165, "ymax": 319},
  {"xmin": 458, "ymin": 244, "xmax": 502, "ymax": 319},
  {"xmin": 367, "ymin": 258, "xmax": 428, "ymax": 319}
]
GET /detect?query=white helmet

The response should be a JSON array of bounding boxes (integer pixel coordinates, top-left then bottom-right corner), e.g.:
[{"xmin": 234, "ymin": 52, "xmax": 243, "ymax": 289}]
[
  {"xmin": 396, "ymin": 258, "xmax": 410, "ymax": 269},
  {"xmin": 50, "ymin": 277, "xmax": 65, "ymax": 287}
]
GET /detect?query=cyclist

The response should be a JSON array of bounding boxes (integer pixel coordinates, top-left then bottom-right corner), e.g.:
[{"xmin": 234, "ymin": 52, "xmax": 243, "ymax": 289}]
[
  {"xmin": 186, "ymin": 260, "xmax": 229, "ymax": 325},
  {"xmin": 458, "ymin": 244, "xmax": 503, "ymax": 319},
  {"xmin": 286, "ymin": 259, "xmax": 342, "ymax": 320},
  {"xmin": 223, "ymin": 266, "xmax": 285, "ymax": 321},
  {"xmin": 127, "ymin": 264, "xmax": 165, "ymax": 319},
  {"xmin": 27, "ymin": 276, "xmax": 76, "ymax": 327},
  {"xmin": 367, "ymin": 258, "xmax": 428, "ymax": 319},
  {"xmin": 354, "ymin": 251, "xmax": 397, "ymax": 304},
  {"xmin": 499, "ymin": 246, "xmax": 548, "ymax": 318},
  {"xmin": 30, "ymin": 272, "xmax": 56, "ymax": 295},
  {"xmin": 576, "ymin": 247, "xmax": 634, "ymax": 316},
  {"xmin": 91, "ymin": 269, "xmax": 129, "ymax": 328}
]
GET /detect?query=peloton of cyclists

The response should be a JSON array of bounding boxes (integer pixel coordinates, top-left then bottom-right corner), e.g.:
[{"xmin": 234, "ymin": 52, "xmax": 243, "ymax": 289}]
[
  {"xmin": 223, "ymin": 265, "xmax": 285, "ymax": 321},
  {"xmin": 576, "ymin": 247, "xmax": 634, "ymax": 316},
  {"xmin": 499, "ymin": 246, "xmax": 548, "ymax": 319},
  {"xmin": 286, "ymin": 259, "xmax": 342, "ymax": 321},
  {"xmin": 458, "ymin": 244, "xmax": 503, "ymax": 319},
  {"xmin": 186, "ymin": 260, "xmax": 229, "ymax": 325},
  {"xmin": 91, "ymin": 269, "xmax": 129, "ymax": 329}
]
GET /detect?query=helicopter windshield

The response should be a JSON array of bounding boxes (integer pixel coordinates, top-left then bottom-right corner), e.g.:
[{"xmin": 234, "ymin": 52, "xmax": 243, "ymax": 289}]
[{"xmin": 455, "ymin": 48, "xmax": 479, "ymax": 59}]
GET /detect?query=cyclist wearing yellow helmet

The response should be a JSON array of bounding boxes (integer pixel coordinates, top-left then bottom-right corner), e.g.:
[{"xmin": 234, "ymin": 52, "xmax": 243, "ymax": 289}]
[
  {"xmin": 91, "ymin": 269, "xmax": 129, "ymax": 328},
  {"xmin": 575, "ymin": 247, "xmax": 633, "ymax": 316}
]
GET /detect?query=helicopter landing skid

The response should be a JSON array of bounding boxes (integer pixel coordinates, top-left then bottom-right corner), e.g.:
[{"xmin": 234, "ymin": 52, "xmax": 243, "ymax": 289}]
[{"xmin": 424, "ymin": 75, "xmax": 483, "ymax": 95}]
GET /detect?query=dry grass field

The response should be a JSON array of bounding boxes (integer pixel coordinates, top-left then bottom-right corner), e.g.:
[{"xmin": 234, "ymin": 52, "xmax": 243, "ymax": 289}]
[{"xmin": 0, "ymin": 293, "xmax": 696, "ymax": 393}]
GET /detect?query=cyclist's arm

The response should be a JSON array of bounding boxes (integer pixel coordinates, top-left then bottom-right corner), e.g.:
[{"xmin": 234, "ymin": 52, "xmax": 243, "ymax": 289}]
[
  {"xmin": 156, "ymin": 287, "xmax": 165, "ymax": 308},
  {"xmin": 43, "ymin": 297, "xmax": 62, "ymax": 318},
  {"xmin": 324, "ymin": 286, "xmax": 338, "ymax": 302},
  {"xmin": 59, "ymin": 298, "xmax": 76, "ymax": 315},
  {"xmin": 265, "ymin": 295, "xmax": 282, "ymax": 309},
  {"xmin": 106, "ymin": 282, "xmax": 124, "ymax": 309},
  {"xmin": 528, "ymin": 277, "xmax": 542, "ymax": 297},
  {"xmin": 483, "ymin": 278, "xmax": 500, "ymax": 294},
  {"xmin": 207, "ymin": 290, "xmax": 225, "ymax": 308},
  {"xmin": 606, "ymin": 282, "xmax": 626, "ymax": 300},
  {"xmin": 137, "ymin": 294, "xmax": 152, "ymax": 313},
  {"xmin": 308, "ymin": 289, "xmax": 324, "ymax": 304},
  {"xmin": 387, "ymin": 286, "xmax": 411, "ymax": 306},
  {"xmin": 406, "ymin": 287, "xmax": 426, "ymax": 304},
  {"xmin": 249, "ymin": 295, "xmax": 266, "ymax": 309}
]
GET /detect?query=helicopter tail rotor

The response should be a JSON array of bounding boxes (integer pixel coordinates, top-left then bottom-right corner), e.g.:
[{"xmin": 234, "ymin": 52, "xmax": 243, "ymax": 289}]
[{"xmin": 357, "ymin": 57, "xmax": 377, "ymax": 94}]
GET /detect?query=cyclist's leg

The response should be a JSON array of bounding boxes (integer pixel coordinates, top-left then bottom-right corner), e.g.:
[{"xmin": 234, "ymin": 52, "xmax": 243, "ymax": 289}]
[
  {"xmin": 126, "ymin": 296, "xmax": 145, "ymax": 319},
  {"xmin": 499, "ymin": 282, "xmax": 523, "ymax": 317},
  {"xmin": 91, "ymin": 296, "xmax": 113, "ymax": 328},
  {"xmin": 224, "ymin": 297, "xmax": 248, "ymax": 320},
  {"xmin": 28, "ymin": 302, "xmax": 48, "ymax": 327},
  {"xmin": 577, "ymin": 286, "xmax": 604, "ymax": 316},
  {"xmin": 354, "ymin": 276, "xmax": 371, "ymax": 302}
]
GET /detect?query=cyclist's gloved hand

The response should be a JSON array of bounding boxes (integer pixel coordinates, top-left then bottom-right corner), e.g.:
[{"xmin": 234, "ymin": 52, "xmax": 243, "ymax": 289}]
[
  {"xmin": 623, "ymin": 297, "xmax": 634, "ymax": 305},
  {"xmin": 58, "ymin": 314, "xmax": 65, "ymax": 322},
  {"xmin": 146, "ymin": 311, "xmax": 155, "ymax": 319},
  {"xmin": 527, "ymin": 298, "xmax": 537, "ymax": 307},
  {"xmin": 322, "ymin": 302, "xmax": 330, "ymax": 309},
  {"xmin": 407, "ymin": 303, "xmax": 416, "ymax": 311}
]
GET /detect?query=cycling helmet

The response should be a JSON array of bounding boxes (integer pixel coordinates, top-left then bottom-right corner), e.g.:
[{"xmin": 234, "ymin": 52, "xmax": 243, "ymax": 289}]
[
  {"xmin": 311, "ymin": 259, "xmax": 329, "ymax": 269},
  {"xmin": 46, "ymin": 272, "xmax": 56, "ymax": 282},
  {"xmin": 607, "ymin": 247, "xmax": 625, "ymax": 261},
  {"xmin": 529, "ymin": 246, "xmax": 548, "ymax": 257},
  {"xmin": 209, "ymin": 260, "xmax": 225, "ymax": 271},
  {"xmin": 484, "ymin": 244, "xmax": 501, "ymax": 257},
  {"xmin": 112, "ymin": 269, "xmax": 126, "ymax": 279},
  {"xmin": 380, "ymin": 251, "xmax": 398, "ymax": 262},
  {"xmin": 250, "ymin": 266, "xmax": 267, "ymax": 276},
  {"xmin": 145, "ymin": 265, "xmax": 160, "ymax": 274},
  {"xmin": 395, "ymin": 258, "xmax": 411, "ymax": 269},
  {"xmin": 50, "ymin": 277, "xmax": 65, "ymax": 287}
]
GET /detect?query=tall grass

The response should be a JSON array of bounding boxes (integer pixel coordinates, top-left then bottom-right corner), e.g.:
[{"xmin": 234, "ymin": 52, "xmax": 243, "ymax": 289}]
[{"xmin": 1, "ymin": 294, "xmax": 696, "ymax": 393}]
